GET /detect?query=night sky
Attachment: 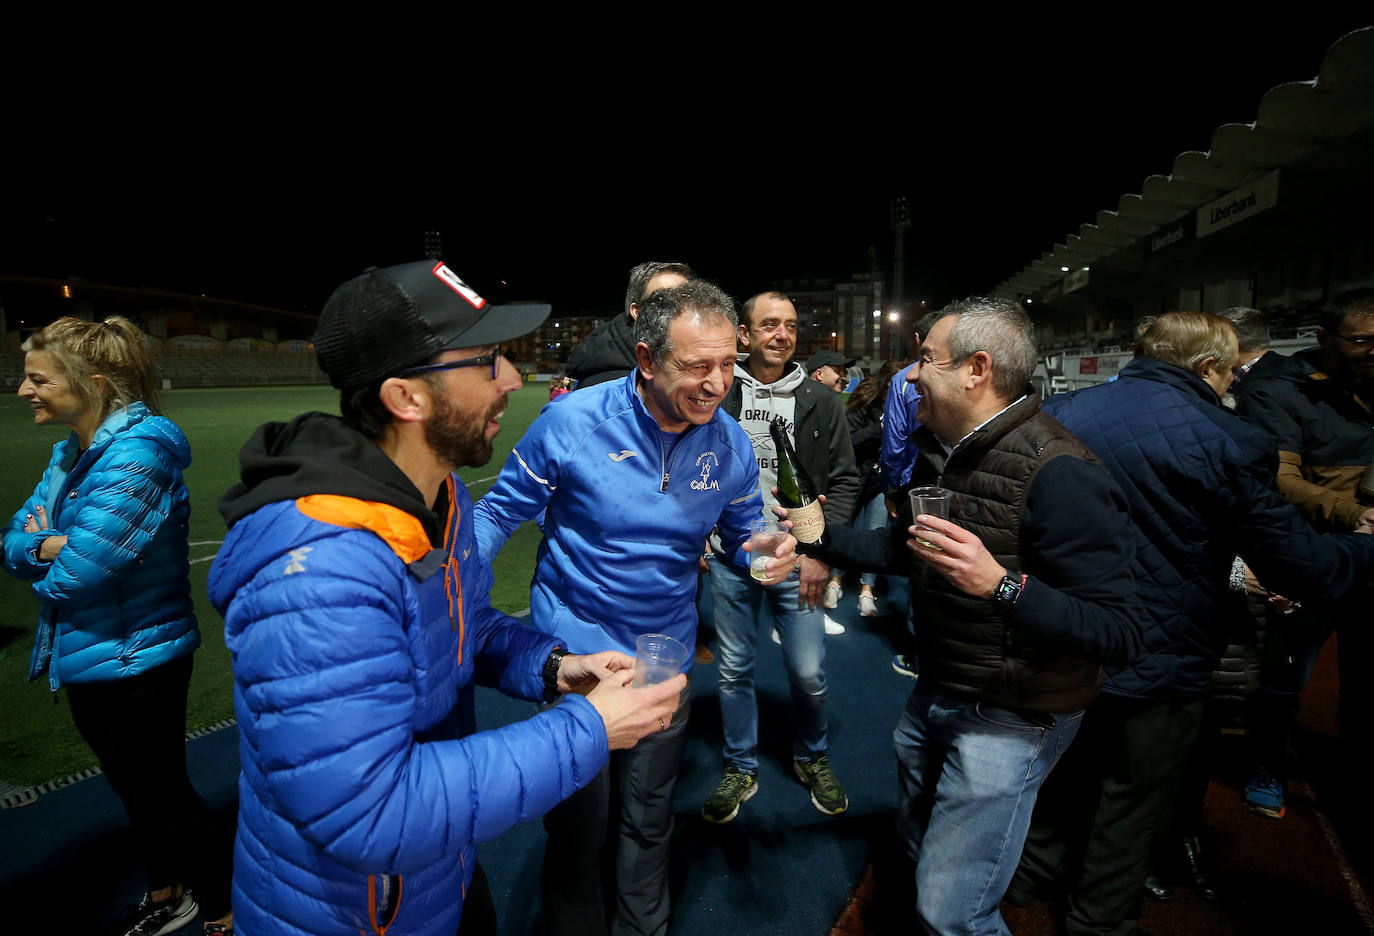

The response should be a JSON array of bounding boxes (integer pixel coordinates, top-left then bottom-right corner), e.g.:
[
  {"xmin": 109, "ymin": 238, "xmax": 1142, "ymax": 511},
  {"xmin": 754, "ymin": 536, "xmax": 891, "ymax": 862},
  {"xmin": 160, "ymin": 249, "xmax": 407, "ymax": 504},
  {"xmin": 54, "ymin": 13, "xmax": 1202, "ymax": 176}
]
[{"xmin": 5, "ymin": 20, "xmax": 1367, "ymax": 321}]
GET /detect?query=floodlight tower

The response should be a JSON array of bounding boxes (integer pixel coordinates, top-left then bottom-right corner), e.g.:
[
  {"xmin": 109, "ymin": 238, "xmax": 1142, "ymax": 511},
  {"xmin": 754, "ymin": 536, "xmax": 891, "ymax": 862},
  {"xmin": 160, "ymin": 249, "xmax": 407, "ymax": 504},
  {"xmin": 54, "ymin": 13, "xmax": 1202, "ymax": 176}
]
[
  {"xmin": 889, "ymin": 197, "xmax": 911, "ymax": 358},
  {"xmin": 424, "ymin": 230, "xmax": 443, "ymax": 260}
]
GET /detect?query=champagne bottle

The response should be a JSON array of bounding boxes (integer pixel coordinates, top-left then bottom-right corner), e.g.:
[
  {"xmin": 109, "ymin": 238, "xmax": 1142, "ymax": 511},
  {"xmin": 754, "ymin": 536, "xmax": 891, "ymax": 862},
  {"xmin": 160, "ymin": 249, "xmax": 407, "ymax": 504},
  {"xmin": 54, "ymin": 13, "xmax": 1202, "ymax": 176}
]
[{"xmin": 769, "ymin": 417, "xmax": 827, "ymax": 551}]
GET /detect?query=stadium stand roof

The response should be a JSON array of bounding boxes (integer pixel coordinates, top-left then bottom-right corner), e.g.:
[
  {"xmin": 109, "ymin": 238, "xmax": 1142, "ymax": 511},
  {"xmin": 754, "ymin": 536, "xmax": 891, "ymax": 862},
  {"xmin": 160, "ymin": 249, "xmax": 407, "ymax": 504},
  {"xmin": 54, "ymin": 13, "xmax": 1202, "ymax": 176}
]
[{"xmin": 991, "ymin": 27, "xmax": 1374, "ymax": 301}]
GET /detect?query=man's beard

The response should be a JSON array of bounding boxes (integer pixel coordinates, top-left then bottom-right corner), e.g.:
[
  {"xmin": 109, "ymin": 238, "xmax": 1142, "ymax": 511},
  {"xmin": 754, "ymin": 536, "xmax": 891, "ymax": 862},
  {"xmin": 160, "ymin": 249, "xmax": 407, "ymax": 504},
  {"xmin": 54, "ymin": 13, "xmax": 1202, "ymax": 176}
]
[{"xmin": 425, "ymin": 392, "xmax": 497, "ymax": 470}]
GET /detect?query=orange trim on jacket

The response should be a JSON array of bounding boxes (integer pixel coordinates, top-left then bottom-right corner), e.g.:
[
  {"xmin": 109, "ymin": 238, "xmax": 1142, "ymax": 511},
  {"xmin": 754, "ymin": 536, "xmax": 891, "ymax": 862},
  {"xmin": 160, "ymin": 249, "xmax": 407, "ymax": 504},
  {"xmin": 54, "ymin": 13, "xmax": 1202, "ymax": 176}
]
[{"xmin": 295, "ymin": 495, "xmax": 432, "ymax": 564}]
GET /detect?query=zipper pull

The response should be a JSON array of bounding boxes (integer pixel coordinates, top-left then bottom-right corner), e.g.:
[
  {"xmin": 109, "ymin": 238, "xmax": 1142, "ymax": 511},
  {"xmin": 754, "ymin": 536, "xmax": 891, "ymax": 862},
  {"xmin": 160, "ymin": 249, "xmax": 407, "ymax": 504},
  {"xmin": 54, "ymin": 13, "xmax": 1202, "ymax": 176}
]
[{"xmin": 661, "ymin": 472, "xmax": 670, "ymax": 492}]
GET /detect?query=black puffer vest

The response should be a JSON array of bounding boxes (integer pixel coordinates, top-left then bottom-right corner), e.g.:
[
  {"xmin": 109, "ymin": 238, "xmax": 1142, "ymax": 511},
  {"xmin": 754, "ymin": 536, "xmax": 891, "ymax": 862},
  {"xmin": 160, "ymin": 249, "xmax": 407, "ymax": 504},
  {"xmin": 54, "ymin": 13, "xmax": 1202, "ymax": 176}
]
[{"xmin": 909, "ymin": 392, "xmax": 1105, "ymax": 713}]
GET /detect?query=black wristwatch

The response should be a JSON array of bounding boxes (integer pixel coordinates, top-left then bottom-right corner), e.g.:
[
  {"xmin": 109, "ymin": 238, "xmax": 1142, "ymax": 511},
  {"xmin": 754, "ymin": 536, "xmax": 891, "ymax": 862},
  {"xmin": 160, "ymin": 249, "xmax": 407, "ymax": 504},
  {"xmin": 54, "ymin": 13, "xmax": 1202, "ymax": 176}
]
[
  {"xmin": 542, "ymin": 647, "xmax": 567, "ymax": 703},
  {"xmin": 992, "ymin": 573, "xmax": 1026, "ymax": 610}
]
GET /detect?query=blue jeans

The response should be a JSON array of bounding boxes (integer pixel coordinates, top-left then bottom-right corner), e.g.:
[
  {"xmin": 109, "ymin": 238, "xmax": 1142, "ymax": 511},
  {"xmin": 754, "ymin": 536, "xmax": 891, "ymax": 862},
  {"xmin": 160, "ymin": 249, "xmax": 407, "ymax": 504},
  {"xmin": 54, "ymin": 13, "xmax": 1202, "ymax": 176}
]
[
  {"xmin": 894, "ymin": 685, "xmax": 1083, "ymax": 936},
  {"xmin": 710, "ymin": 556, "xmax": 827, "ymax": 773}
]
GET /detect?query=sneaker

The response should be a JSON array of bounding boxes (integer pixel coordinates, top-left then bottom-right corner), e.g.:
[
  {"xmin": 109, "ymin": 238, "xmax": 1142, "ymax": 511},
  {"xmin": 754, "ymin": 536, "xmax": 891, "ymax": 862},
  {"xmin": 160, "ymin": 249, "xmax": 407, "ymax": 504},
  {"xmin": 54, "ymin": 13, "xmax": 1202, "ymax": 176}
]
[
  {"xmin": 824, "ymin": 580, "xmax": 842, "ymax": 609},
  {"xmin": 694, "ymin": 642, "xmax": 715, "ymax": 665},
  {"xmin": 117, "ymin": 890, "xmax": 199, "ymax": 936},
  {"xmin": 793, "ymin": 755, "xmax": 848, "ymax": 816},
  {"xmin": 858, "ymin": 593, "xmax": 878, "ymax": 617},
  {"xmin": 702, "ymin": 767, "xmax": 758, "ymax": 823},
  {"xmin": 891, "ymin": 654, "xmax": 918, "ymax": 679},
  {"xmin": 823, "ymin": 614, "xmax": 846, "ymax": 635},
  {"xmin": 1243, "ymin": 769, "xmax": 1286, "ymax": 819},
  {"xmin": 204, "ymin": 925, "xmax": 234, "ymax": 936}
]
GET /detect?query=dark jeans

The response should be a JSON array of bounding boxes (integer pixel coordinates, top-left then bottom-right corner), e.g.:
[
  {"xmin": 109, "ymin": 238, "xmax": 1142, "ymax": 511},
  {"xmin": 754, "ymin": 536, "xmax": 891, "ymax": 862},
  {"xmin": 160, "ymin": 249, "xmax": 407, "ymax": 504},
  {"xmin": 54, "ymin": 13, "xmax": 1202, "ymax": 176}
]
[
  {"xmin": 541, "ymin": 687, "xmax": 691, "ymax": 936},
  {"xmin": 65, "ymin": 655, "xmax": 231, "ymax": 919},
  {"xmin": 1014, "ymin": 693, "xmax": 1206, "ymax": 936}
]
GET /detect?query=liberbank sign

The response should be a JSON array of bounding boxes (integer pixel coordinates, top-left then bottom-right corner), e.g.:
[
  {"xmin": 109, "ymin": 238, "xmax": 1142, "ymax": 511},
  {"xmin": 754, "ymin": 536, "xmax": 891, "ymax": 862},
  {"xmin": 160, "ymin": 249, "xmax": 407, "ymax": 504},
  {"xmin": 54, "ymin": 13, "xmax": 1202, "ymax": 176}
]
[{"xmin": 1196, "ymin": 169, "xmax": 1280, "ymax": 239}]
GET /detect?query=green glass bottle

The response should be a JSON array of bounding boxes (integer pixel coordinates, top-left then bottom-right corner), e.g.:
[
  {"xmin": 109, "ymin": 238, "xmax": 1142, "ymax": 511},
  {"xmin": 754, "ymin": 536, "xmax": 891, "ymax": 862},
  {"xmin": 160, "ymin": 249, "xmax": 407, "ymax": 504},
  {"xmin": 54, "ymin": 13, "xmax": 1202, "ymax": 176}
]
[{"xmin": 769, "ymin": 417, "xmax": 827, "ymax": 551}]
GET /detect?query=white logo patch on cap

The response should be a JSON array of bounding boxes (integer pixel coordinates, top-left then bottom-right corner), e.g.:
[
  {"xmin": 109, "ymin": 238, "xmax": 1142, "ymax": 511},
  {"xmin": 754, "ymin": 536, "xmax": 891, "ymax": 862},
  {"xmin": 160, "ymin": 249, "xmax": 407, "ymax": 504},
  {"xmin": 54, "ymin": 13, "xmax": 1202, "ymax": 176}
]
[{"xmin": 432, "ymin": 263, "xmax": 487, "ymax": 310}]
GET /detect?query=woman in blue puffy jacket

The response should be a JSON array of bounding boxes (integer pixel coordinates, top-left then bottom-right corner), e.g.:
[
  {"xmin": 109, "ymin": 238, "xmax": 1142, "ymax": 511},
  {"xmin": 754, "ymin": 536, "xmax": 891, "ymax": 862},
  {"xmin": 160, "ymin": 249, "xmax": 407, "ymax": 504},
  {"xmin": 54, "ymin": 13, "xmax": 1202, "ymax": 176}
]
[{"xmin": 3, "ymin": 316, "xmax": 231, "ymax": 936}]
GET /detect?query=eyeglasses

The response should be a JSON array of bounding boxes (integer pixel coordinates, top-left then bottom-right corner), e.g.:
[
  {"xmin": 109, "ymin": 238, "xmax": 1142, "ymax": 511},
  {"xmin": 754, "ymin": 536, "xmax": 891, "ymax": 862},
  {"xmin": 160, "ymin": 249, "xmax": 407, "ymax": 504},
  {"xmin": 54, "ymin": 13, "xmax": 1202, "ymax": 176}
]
[
  {"xmin": 397, "ymin": 346, "xmax": 503, "ymax": 380},
  {"xmin": 917, "ymin": 351, "xmax": 969, "ymax": 369},
  {"xmin": 1332, "ymin": 331, "xmax": 1374, "ymax": 348}
]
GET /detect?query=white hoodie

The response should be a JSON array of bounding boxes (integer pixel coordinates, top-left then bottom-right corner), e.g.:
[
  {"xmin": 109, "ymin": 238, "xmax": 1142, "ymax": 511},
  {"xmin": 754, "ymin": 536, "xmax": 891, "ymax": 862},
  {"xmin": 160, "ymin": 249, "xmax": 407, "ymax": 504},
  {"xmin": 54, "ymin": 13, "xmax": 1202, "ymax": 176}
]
[{"xmin": 730, "ymin": 357, "xmax": 809, "ymax": 511}]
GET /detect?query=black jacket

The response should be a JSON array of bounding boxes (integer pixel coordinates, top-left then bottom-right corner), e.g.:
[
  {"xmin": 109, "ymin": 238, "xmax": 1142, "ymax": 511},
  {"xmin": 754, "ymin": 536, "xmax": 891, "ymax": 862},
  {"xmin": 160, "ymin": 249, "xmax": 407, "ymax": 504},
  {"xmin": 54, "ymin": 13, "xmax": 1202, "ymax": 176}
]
[
  {"xmin": 819, "ymin": 392, "xmax": 1145, "ymax": 712},
  {"xmin": 846, "ymin": 401, "xmax": 885, "ymax": 505},
  {"xmin": 565, "ymin": 312, "xmax": 637, "ymax": 388},
  {"xmin": 1234, "ymin": 347, "xmax": 1374, "ymax": 532}
]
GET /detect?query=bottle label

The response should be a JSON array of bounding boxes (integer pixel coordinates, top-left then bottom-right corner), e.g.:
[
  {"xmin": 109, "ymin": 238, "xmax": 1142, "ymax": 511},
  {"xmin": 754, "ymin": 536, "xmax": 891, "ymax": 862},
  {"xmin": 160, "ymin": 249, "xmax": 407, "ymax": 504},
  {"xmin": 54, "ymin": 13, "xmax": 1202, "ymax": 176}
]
[{"xmin": 788, "ymin": 501, "xmax": 826, "ymax": 544}]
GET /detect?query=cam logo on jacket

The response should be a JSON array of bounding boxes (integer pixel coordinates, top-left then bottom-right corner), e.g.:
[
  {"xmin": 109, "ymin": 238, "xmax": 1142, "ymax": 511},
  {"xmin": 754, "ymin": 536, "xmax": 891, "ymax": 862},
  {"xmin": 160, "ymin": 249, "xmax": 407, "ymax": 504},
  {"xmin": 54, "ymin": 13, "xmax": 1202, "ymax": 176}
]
[{"xmin": 691, "ymin": 452, "xmax": 721, "ymax": 492}]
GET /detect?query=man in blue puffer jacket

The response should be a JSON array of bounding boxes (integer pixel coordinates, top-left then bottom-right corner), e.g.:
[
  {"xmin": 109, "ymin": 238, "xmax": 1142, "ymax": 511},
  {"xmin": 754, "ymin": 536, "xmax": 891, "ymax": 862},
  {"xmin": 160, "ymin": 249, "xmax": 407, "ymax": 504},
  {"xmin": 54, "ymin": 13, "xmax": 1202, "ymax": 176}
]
[
  {"xmin": 209, "ymin": 261, "xmax": 686, "ymax": 936},
  {"xmin": 1014, "ymin": 311, "xmax": 1374, "ymax": 936}
]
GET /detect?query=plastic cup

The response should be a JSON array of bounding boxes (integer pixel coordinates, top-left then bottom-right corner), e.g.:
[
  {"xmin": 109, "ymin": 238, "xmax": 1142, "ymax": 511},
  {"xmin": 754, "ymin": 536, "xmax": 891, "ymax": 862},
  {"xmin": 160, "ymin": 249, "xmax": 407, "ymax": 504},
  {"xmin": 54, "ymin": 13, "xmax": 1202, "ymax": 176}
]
[
  {"xmin": 633, "ymin": 633, "xmax": 689, "ymax": 687},
  {"xmin": 749, "ymin": 518, "xmax": 788, "ymax": 582},
  {"xmin": 909, "ymin": 486, "xmax": 953, "ymax": 550}
]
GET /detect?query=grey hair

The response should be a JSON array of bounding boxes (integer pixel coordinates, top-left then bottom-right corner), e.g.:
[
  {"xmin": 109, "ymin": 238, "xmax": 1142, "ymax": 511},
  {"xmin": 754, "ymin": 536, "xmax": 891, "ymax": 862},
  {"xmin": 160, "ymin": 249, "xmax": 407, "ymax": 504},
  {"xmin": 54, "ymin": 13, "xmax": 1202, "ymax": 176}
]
[
  {"xmin": 937, "ymin": 297, "xmax": 1037, "ymax": 399},
  {"xmin": 634, "ymin": 280, "xmax": 737, "ymax": 364},
  {"xmin": 1219, "ymin": 306, "xmax": 1270, "ymax": 352},
  {"xmin": 625, "ymin": 261, "xmax": 694, "ymax": 316}
]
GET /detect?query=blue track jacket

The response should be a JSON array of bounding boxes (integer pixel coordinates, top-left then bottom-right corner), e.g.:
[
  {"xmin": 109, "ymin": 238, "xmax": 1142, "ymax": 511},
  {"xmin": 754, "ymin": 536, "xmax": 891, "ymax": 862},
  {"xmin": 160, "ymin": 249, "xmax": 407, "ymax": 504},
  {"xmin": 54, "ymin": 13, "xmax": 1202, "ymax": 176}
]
[{"xmin": 476, "ymin": 370, "xmax": 765, "ymax": 661}]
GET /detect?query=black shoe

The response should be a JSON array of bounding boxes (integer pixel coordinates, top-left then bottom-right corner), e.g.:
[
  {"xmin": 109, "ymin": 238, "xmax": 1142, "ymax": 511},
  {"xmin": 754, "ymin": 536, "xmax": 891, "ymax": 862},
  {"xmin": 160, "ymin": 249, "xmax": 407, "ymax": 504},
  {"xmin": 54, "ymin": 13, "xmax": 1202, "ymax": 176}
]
[
  {"xmin": 1181, "ymin": 836, "xmax": 1218, "ymax": 901},
  {"xmin": 116, "ymin": 890, "xmax": 199, "ymax": 936},
  {"xmin": 1143, "ymin": 875, "xmax": 1174, "ymax": 902}
]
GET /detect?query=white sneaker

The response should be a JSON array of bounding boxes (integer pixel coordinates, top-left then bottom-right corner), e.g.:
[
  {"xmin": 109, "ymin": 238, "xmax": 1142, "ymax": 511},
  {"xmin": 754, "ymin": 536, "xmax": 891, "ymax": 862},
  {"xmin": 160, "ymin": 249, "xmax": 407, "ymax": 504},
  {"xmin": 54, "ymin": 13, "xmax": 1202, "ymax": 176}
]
[
  {"xmin": 823, "ymin": 580, "xmax": 842, "ymax": 609},
  {"xmin": 858, "ymin": 593, "xmax": 878, "ymax": 617},
  {"xmin": 824, "ymin": 614, "xmax": 845, "ymax": 635}
]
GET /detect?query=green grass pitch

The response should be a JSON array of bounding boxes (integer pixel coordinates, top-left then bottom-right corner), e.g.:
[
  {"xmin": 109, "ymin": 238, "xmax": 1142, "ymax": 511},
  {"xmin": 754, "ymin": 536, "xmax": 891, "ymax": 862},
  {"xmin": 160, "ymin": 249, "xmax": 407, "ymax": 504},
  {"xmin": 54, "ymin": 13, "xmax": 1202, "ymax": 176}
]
[{"xmin": 0, "ymin": 382, "xmax": 551, "ymax": 787}]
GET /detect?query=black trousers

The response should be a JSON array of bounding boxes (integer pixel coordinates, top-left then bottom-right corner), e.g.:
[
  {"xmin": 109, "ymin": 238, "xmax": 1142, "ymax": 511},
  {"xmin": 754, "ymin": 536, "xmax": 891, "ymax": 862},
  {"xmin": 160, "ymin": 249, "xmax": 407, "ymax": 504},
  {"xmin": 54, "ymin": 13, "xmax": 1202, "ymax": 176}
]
[
  {"xmin": 65, "ymin": 655, "xmax": 231, "ymax": 919},
  {"xmin": 1014, "ymin": 693, "xmax": 1206, "ymax": 936},
  {"xmin": 456, "ymin": 863, "xmax": 496, "ymax": 936},
  {"xmin": 541, "ymin": 688, "xmax": 691, "ymax": 936}
]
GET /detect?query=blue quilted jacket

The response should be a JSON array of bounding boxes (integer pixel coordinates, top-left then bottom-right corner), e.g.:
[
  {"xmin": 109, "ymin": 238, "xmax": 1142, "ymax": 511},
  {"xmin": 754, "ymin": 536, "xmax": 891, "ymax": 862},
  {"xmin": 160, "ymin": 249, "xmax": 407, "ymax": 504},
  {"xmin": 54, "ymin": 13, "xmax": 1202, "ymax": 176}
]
[
  {"xmin": 3, "ymin": 403, "xmax": 199, "ymax": 689},
  {"xmin": 210, "ymin": 413, "xmax": 609, "ymax": 936},
  {"xmin": 1043, "ymin": 358, "xmax": 1374, "ymax": 697}
]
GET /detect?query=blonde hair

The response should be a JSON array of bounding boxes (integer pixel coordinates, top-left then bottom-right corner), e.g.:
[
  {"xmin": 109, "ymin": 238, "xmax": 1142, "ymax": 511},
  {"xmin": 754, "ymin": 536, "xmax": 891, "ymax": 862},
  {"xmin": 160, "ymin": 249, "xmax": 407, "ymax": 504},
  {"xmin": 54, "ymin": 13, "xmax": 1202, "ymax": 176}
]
[
  {"xmin": 22, "ymin": 316, "xmax": 161, "ymax": 420},
  {"xmin": 1135, "ymin": 311, "xmax": 1238, "ymax": 375}
]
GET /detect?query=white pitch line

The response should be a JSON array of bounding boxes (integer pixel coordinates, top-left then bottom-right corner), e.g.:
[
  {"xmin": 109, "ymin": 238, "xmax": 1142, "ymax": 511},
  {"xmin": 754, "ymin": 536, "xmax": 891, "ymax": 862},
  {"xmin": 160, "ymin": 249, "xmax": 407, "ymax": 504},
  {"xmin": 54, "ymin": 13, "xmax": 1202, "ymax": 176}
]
[
  {"xmin": 190, "ymin": 553, "xmax": 219, "ymax": 565},
  {"xmin": 189, "ymin": 540, "xmax": 224, "ymax": 547}
]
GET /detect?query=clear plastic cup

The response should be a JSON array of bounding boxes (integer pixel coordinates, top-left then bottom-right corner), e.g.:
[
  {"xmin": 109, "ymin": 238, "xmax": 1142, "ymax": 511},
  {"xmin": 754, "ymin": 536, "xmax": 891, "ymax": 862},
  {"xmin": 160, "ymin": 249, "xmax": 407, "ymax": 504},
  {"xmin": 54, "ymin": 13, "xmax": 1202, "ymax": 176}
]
[
  {"xmin": 909, "ymin": 486, "xmax": 953, "ymax": 551},
  {"xmin": 749, "ymin": 518, "xmax": 788, "ymax": 582},
  {"xmin": 633, "ymin": 633, "xmax": 690, "ymax": 687}
]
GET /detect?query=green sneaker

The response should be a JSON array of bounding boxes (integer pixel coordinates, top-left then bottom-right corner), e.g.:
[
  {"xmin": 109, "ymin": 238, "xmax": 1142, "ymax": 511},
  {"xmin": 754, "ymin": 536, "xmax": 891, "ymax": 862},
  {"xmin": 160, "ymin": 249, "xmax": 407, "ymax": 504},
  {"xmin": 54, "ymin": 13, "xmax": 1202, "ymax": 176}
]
[
  {"xmin": 793, "ymin": 755, "xmax": 848, "ymax": 816},
  {"xmin": 702, "ymin": 767, "xmax": 758, "ymax": 824}
]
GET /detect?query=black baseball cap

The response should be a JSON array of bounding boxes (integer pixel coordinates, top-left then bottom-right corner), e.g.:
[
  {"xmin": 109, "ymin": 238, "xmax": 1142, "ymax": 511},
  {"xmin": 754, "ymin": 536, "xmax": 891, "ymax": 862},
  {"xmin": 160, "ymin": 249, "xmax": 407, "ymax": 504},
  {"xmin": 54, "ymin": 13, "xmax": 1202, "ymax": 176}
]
[
  {"xmin": 806, "ymin": 350, "xmax": 856, "ymax": 373},
  {"xmin": 314, "ymin": 260, "xmax": 552, "ymax": 389}
]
